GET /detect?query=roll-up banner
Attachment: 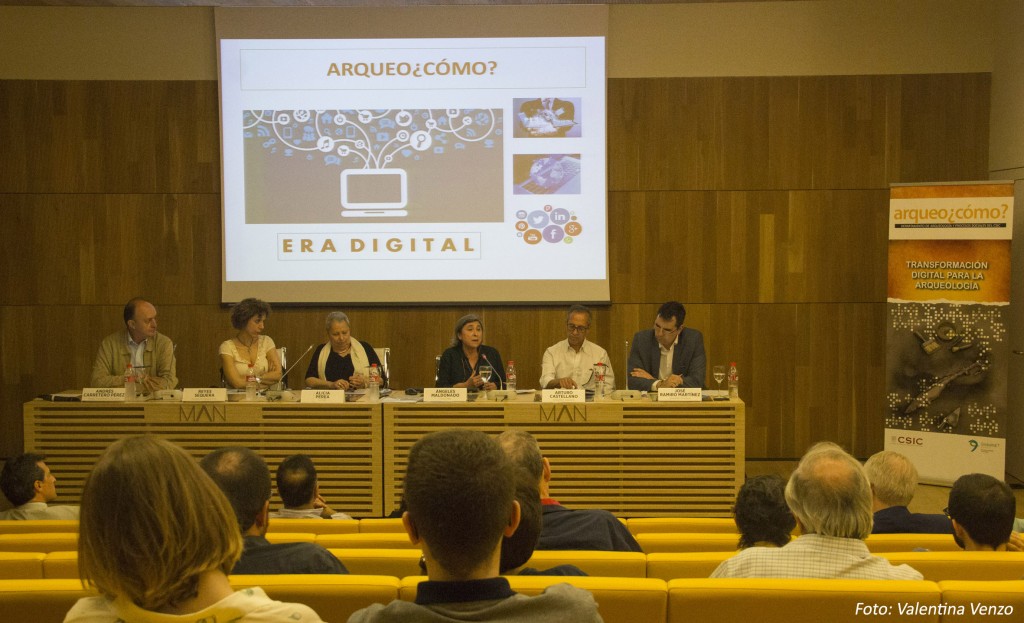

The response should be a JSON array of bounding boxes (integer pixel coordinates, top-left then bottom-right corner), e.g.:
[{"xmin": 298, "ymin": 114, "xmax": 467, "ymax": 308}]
[{"xmin": 885, "ymin": 182, "xmax": 1014, "ymax": 484}]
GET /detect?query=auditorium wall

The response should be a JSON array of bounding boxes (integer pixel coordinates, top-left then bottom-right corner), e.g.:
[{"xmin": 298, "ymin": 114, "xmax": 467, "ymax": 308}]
[{"xmin": 0, "ymin": 2, "xmax": 997, "ymax": 461}]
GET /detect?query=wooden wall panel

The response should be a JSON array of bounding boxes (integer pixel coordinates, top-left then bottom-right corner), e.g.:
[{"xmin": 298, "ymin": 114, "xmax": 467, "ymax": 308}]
[
  {"xmin": 0, "ymin": 73, "xmax": 989, "ymax": 460},
  {"xmin": 0, "ymin": 81, "xmax": 219, "ymax": 194}
]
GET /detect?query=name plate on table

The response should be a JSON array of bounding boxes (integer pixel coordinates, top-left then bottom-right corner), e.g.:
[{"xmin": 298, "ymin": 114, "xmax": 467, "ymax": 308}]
[
  {"xmin": 183, "ymin": 388, "xmax": 228, "ymax": 402},
  {"xmin": 541, "ymin": 389, "xmax": 585, "ymax": 403},
  {"xmin": 657, "ymin": 387, "xmax": 702, "ymax": 402},
  {"xmin": 424, "ymin": 388, "xmax": 467, "ymax": 402},
  {"xmin": 301, "ymin": 389, "xmax": 345, "ymax": 403},
  {"xmin": 82, "ymin": 388, "xmax": 125, "ymax": 401}
]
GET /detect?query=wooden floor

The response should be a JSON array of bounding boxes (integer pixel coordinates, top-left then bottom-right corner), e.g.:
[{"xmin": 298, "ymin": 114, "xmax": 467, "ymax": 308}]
[{"xmin": 746, "ymin": 460, "xmax": 1024, "ymax": 517}]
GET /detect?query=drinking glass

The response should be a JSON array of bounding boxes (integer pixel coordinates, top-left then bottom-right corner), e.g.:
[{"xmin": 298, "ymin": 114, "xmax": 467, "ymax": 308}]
[
  {"xmin": 478, "ymin": 365, "xmax": 492, "ymax": 390},
  {"xmin": 713, "ymin": 365, "xmax": 726, "ymax": 396}
]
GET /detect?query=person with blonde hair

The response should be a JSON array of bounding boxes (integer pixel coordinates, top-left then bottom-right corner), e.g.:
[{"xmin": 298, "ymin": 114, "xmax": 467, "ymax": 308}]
[
  {"xmin": 864, "ymin": 450, "xmax": 951, "ymax": 534},
  {"xmin": 711, "ymin": 442, "xmax": 922, "ymax": 580},
  {"xmin": 65, "ymin": 436, "xmax": 325, "ymax": 622}
]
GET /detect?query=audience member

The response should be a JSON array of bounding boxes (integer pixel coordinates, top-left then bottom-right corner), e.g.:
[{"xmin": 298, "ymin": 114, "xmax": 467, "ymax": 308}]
[
  {"xmin": 497, "ymin": 429, "xmax": 641, "ymax": 553},
  {"xmin": 200, "ymin": 447, "xmax": 347, "ymax": 575},
  {"xmin": 500, "ymin": 479, "xmax": 587, "ymax": 577},
  {"xmin": 65, "ymin": 436, "xmax": 324, "ymax": 623},
  {"xmin": 864, "ymin": 450, "xmax": 952, "ymax": 534},
  {"xmin": 0, "ymin": 452, "xmax": 79, "ymax": 519},
  {"xmin": 733, "ymin": 475, "xmax": 794, "ymax": 549},
  {"xmin": 947, "ymin": 473, "xmax": 1017, "ymax": 551},
  {"xmin": 711, "ymin": 442, "xmax": 922, "ymax": 579},
  {"xmin": 348, "ymin": 429, "xmax": 601, "ymax": 623},
  {"xmin": 271, "ymin": 454, "xmax": 353, "ymax": 520},
  {"xmin": 90, "ymin": 297, "xmax": 177, "ymax": 391}
]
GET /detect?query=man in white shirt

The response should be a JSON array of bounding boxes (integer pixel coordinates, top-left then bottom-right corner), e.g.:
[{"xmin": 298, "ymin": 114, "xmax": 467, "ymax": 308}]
[
  {"xmin": 539, "ymin": 305, "xmax": 614, "ymax": 390},
  {"xmin": 0, "ymin": 452, "xmax": 79, "ymax": 519}
]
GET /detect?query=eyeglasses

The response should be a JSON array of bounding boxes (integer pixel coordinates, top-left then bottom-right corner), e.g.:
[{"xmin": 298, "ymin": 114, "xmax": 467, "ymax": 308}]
[
  {"xmin": 654, "ymin": 322, "xmax": 681, "ymax": 335},
  {"xmin": 567, "ymin": 324, "xmax": 590, "ymax": 333},
  {"xmin": 943, "ymin": 507, "xmax": 951, "ymax": 519}
]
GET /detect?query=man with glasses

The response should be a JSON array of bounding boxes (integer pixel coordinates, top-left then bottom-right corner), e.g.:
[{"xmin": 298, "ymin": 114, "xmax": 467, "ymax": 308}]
[
  {"xmin": 627, "ymin": 301, "xmax": 706, "ymax": 391},
  {"xmin": 540, "ymin": 305, "xmax": 614, "ymax": 390}
]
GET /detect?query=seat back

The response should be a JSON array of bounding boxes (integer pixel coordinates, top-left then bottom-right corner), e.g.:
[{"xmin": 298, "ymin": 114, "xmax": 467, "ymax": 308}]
[
  {"xmin": 0, "ymin": 520, "xmax": 79, "ymax": 535},
  {"xmin": 627, "ymin": 517, "xmax": 738, "ymax": 535},
  {"xmin": 881, "ymin": 551, "xmax": 1024, "ymax": 581},
  {"xmin": 0, "ymin": 552, "xmax": 45, "ymax": 579},
  {"xmin": 646, "ymin": 552, "xmax": 734, "ymax": 580},
  {"xmin": 0, "ymin": 533, "xmax": 78, "ymax": 553},
  {"xmin": 636, "ymin": 533, "xmax": 740, "ymax": 553},
  {"xmin": 316, "ymin": 533, "xmax": 419, "ymax": 549},
  {"xmin": 328, "ymin": 548, "xmax": 421, "ymax": 577},
  {"xmin": 43, "ymin": 551, "xmax": 79, "ymax": 579},
  {"xmin": 263, "ymin": 532, "xmax": 317, "ymax": 544},
  {"xmin": 525, "ymin": 550, "xmax": 647, "ymax": 578},
  {"xmin": 266, "ymin": 519, "xmax": 359, "ymax": 535},
  {"xmin": 863, "ymin": 533, "xmax": 959, "ymax": 552},
  {"xmin": 668, "ymin": 578, "xmax": 941, "ymax": 623},
  {"xmin": 231, "ymin": 574, "xmax": 400, "ymax": 623},
  {"xmin": 937, "ymin": 580, "xmax": 1024, "ymax": 615},
  {"xmin": 358, "ymin": 518, "xmax": 406, "ymax": 533},
  {"xmin": 0, "ymin": 579, "xmax": 94, "ymax": 622},
  {"xmin": 400, "ymin": 575, "xmax": 668, "ymax": 623}
]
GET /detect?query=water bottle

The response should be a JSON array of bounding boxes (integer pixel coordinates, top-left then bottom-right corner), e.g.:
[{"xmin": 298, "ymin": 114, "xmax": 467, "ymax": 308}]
[
  {"xmin": 728, "ymin": 362, "xmax": 739, "ymax": 398},
  {"xmin": 367, "ymin": 364, "xmax": 381, "ymax": 402},
  {"xmin": 594, "ymin": 362, "xmax": 606, "ymax": 398},
  {"xmin": 505, "ymin": 360, "xmax": 517, "ymax": 392},
  {"xmin": 124, "ymin": 364, "xmax": 136, "ymax": 402},
  {"xmin": 246, "ymin": 364, "xmax": 258, "ymax": 401}
]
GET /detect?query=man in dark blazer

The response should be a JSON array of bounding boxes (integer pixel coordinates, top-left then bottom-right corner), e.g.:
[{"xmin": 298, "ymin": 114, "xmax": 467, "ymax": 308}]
[{"xmin": 627, "ymin": 301, "xmax": 706, "ymax": 390}]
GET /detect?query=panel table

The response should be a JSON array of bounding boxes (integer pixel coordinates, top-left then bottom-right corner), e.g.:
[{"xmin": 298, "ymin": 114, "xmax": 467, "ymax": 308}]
[
  {"xmin": 23, "ymin": 399, "xmax": 383, "ymax": 517},
  {"xmin": 383, "ymin": 397, "xmax": 744, "ymax": 517}
]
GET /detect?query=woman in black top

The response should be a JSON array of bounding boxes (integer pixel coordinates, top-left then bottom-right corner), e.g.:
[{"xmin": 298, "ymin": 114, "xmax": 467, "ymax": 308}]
[
  {"xmin": 305, "ymin": 311, "xmax": 385, "ymax": 389},
  {"xmin": 436, "ymin": 314, "xmax": 505, "ymax": 390}
]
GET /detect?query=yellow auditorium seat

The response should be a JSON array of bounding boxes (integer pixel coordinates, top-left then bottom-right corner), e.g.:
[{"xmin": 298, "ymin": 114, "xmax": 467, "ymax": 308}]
[
  {"xmin": 668, "ymin": 578, "xmax": 942, "ymax": 623},
  {"xmin": 328, "ymin": 548, "xmax": 422, "ymax": 577},
  {"xmin": 646, "ymin": 552, "xmax": 734, "ymax": 580},
  {"xmin": 263, "ymin": 532, "xmax": 316, "ymax": 544},
  {"xmin": 358, "ymin": 518, "xmax": 407, "ymax": 533},
  {"xmin": 635, "ymin": 533, "xmax": 740, "ymax": 553},
  {"xmin": 525, "ymin": 551, "xmax": 647, "ymax": 578},
  {"xmin": 230, "ymin": 574, "xmax": 400, "ymax": 622},
  {"xmin": 266, "ymin": 518, "xmax": 359, "ymax": 534},
  {"xmin": 43, "ymin": 551, "xmax": 78, "ymax": 579},
  {"xmin": 0, "ymin": 552, "xmax": 45, "ymax": 579},
  {"xmin": 0, "ymin": 520, "xmax": 78, "ymax": 534},
  {"xmin": 863, "ymin": 533, "xmax": 959, "ymax": 552},
  {"xmin": 399, "ymin": 575, "xmax": 668, "ymax": 623},
  {"xmin": 881, "ymin": 551, "xmax": 1024, "ymax": 582},
  {"xmin": 627, "ymin": 518, "xmax": 737, "ymax": 535},
  {"xmin": 0, "ymin": 533, "xmax": 78, "ymax": 553},
  {"xmin": 317, "ymin": 533, "xmax": 418, "ymax": 549},
  {"xmin": 937, "ymin": 580, "xmax": 1024, "ymax": 616},
  {"xmin": 0, "ymin": 579, "xmax": 95, "ymax": 621}
]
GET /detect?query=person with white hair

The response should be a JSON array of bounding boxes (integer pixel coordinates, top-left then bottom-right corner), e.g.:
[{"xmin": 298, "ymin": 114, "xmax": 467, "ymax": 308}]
[{"xmin": 864, "ymin": 450, "xmax": 952, "ymax": 534}]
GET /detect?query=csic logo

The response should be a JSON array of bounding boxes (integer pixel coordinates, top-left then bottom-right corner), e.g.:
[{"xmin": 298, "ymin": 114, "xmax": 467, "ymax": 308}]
[
  {"xmin": 894, "ymin": 436, "xmax": 924, "ymax": 446},
  {"xmin": 968, "ymin": 439, "xmax": 979, "ymax": 452}
]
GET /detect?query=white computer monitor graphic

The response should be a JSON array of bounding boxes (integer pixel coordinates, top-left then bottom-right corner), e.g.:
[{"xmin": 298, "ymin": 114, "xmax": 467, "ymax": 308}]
[{"xmin": 340, "ymin": 169, "xmax": 408, "ymax": 217}]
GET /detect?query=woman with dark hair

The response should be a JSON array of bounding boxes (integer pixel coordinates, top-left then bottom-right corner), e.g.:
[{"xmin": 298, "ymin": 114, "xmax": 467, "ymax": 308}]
[
  {"xmin": 734, "ymin": 474, "xmax": 796, "ymax": 549},
  {"xmin": 219, "ymin": 297, "xmax": 282, "ymax": 389},
  {"xmin": 435, "ymin": 314, "xmax": 506, "ymax": 389}
]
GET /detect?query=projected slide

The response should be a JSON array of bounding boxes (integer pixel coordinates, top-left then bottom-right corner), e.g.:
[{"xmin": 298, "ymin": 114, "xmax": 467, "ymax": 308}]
[{"xmin": 220, "ymin": 37, "xmax": 606, "ymax": 303}]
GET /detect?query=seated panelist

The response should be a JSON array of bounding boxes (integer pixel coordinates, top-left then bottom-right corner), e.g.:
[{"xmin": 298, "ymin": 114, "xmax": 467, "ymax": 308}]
[
  {"xmin": 627, "ymin": 300, "xmax": 706, "ymax": 391},
  {"xmin": 304, "ymin": 311, "xmax": 385, "ymax": 390},
  {"xmin": 90, "ymin": 297, "xmax": 177, "ymax": 392},
  {"xmin": 219, "ymin": 298, "xmax": 282, "ymax": 389},
  {"xmin": 436, "ymin": 314, "xmax": 506, "ymax": 390}
]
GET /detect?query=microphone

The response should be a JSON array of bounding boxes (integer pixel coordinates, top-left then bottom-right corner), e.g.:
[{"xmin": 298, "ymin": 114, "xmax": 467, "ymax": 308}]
[{"xmin": 282, "ymin": 344, "xmax": 316, "ymax": 380}]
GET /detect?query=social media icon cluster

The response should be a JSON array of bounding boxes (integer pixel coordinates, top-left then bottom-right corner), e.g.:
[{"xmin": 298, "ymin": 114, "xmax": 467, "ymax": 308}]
[{"xmin": 514, "ymin": 205, "xmax": 583, "ymax": 245}]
